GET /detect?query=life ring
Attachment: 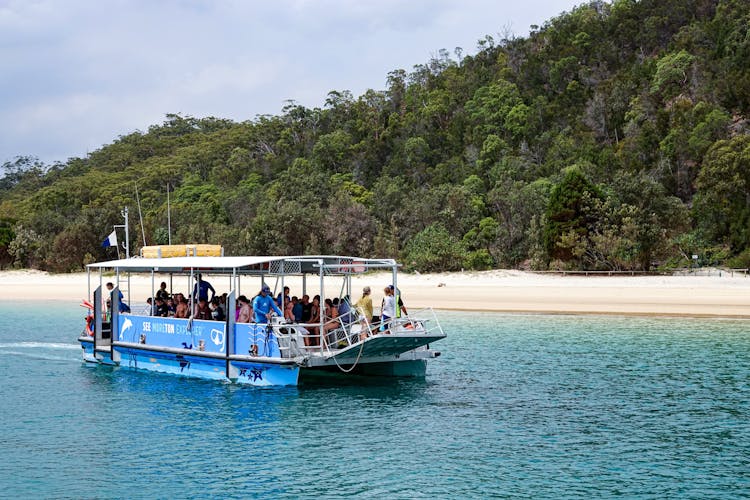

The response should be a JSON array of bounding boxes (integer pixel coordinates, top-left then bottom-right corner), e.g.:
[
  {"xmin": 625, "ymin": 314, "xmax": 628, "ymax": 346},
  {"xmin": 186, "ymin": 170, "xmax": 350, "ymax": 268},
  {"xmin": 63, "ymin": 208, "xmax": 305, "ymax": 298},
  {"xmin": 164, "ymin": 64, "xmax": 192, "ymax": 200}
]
[{"xmin": 85, "ymin": 314, "xmax": 94, "ymax": 336}]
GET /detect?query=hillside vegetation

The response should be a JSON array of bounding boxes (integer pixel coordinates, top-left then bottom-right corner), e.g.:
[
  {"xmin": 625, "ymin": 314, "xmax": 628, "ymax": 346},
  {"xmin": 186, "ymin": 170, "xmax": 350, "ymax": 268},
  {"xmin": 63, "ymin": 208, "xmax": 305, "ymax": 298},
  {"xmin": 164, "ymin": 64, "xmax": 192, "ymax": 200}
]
[{"xmin": 1, "ymin": 0, "xmax": 749, "ymax": 272}]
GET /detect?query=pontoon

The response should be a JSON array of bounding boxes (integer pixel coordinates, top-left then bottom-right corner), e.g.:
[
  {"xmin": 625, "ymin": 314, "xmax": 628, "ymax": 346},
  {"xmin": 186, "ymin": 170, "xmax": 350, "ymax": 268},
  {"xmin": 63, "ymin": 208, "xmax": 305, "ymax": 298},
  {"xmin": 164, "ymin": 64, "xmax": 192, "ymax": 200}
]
[{"xmin": 77, "ymin": 255, "xmax": 446, "ymax": 386}]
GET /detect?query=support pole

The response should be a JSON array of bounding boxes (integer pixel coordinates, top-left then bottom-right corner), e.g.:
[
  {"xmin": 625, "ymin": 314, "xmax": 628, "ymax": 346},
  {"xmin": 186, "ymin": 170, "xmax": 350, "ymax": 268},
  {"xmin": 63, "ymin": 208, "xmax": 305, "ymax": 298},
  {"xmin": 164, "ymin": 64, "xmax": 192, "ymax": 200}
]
[{"xmin": 319, "ymin": 260, "xmax": 324, "ymax": 353}]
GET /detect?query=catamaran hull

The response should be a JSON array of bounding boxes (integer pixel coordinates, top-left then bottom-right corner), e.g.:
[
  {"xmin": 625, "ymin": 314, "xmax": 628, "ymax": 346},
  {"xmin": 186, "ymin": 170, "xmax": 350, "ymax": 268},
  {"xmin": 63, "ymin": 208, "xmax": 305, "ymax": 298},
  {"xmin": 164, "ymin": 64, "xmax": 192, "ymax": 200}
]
[
  {"xmin": 81, "ymin": 338, "xmax": 436, "ymax": 385},
  {"xmin": 302, "ymin": 359, "xmax": 428, "ymax": 378},
  {"xmin": 80, "ymin": 339, "xmax": 300, "ymax": 386}
]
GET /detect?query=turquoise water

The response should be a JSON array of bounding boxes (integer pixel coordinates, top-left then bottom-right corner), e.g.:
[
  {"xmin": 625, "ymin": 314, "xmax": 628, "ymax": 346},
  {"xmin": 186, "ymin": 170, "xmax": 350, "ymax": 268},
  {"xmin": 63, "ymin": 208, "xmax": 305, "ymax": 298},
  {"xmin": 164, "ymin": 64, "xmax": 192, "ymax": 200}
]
[{"xmin": 0, "ymin": 303, "xmax": 748, "ymax": 498}]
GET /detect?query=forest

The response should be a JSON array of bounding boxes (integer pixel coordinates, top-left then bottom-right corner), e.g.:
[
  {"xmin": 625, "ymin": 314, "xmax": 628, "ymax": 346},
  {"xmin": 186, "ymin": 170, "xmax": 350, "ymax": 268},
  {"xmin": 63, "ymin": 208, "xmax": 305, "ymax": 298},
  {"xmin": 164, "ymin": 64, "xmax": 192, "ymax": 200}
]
[{"xmin": 1, "ymin": 0, "xmax": 749, "ymax": 272}]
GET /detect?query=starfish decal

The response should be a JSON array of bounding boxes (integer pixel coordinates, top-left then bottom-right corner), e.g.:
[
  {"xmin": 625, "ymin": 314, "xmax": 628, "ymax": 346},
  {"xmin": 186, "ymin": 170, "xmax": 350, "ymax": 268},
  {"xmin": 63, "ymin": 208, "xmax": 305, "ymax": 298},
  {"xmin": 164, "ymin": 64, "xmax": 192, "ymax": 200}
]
[
  {"xmin": 176, "ymin": 355, "xmax": 190, "ymax": 372},
  {"xmin": 250, "ymin": 367, "xmax": 264, "ymax": 381}
]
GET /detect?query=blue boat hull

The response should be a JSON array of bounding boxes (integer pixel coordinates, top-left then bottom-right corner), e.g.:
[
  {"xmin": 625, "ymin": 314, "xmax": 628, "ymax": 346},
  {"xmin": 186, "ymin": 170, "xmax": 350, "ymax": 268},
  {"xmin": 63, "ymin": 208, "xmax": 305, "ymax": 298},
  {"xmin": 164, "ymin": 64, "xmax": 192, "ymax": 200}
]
[{"xmin": 80, "ymin": 340, "xmax": 299, "ymax": 386}]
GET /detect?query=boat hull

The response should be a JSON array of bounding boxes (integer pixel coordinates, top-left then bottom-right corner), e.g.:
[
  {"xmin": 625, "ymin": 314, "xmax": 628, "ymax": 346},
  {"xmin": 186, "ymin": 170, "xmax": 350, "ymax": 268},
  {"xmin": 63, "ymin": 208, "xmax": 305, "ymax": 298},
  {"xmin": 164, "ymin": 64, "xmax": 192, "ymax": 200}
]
[
  {"xmin": 301, "ymin": 359, "xmax": 428, "ymax": 379},
  {"xmin": 79, "ymin": 338, "xmax": 300, "ymax": 386}
]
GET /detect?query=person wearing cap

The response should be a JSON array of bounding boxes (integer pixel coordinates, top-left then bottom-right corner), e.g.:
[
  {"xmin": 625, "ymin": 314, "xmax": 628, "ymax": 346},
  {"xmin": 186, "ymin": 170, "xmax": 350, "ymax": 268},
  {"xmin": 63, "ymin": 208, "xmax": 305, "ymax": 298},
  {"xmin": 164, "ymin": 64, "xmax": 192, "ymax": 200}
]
[
  {"xmin": 253, "ymin": 285, "xmax": 283, "ymax": 323},
  {"xmin": 354, "ymin": 287, "xmax": 373, "ymax": 340}
]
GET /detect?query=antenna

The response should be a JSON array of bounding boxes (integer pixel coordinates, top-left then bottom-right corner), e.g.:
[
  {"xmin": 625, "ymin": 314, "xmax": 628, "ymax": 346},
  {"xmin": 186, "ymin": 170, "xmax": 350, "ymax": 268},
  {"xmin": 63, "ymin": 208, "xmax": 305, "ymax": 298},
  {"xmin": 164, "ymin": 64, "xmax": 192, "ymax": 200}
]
[
  {"xmin": 135, "ymin": 182, "xmax": 147, "ymax": 247},
  {"xmin": 167, "ymin": 182, "xmax": 172, "ymax": 245}
]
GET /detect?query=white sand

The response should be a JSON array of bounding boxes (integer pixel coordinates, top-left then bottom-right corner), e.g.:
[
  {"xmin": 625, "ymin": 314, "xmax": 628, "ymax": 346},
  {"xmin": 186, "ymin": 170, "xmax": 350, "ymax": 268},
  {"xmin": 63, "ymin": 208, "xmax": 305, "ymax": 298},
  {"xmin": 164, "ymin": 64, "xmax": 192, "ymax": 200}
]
[{"xmin": 2, "ymin": 268, "xmax": 749, "ymax": 318}]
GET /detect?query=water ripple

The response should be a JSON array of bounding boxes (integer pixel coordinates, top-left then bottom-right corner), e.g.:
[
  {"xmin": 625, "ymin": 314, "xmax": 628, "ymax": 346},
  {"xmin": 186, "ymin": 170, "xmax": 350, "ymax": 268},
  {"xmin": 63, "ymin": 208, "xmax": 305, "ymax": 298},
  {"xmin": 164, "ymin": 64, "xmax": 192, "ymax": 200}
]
[{"xmin": 0, "ymin": 307, "xmax": 749, "ymax": 497}]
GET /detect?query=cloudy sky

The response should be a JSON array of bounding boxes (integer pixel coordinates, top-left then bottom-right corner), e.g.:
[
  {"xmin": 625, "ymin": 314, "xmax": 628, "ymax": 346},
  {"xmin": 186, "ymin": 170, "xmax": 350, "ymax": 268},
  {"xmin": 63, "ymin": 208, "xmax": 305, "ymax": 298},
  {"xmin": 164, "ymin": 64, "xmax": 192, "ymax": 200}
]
[{"xmin": 0, "ymin": 0, "xmax": 580, "ymax": 165}]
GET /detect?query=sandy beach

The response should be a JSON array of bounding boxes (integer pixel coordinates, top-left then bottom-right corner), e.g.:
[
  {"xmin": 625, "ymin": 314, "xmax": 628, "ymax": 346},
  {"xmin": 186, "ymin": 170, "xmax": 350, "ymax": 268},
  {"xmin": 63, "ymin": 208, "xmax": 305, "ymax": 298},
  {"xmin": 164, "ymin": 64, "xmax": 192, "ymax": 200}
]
[{"xmin": 2, "ymin": 268, "xmax": 749, "ymax": 318}]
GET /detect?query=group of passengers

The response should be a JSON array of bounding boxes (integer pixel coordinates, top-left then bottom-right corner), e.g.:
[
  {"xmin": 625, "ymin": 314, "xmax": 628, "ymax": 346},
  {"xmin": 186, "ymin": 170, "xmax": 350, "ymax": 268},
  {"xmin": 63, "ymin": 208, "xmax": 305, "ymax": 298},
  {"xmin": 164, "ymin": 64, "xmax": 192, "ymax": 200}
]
[{"xmin": 108, "ymin": 276, "xmax": 408, "ymax": 344}]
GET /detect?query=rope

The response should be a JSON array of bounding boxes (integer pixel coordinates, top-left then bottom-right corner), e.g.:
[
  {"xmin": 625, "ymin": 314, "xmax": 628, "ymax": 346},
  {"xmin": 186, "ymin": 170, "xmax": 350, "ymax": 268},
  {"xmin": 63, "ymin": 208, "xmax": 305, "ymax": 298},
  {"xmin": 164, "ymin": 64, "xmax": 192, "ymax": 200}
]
[
  {"xmin": 330, "ymin": 333, "xmax": 367, "ymax": 373},
  {"xmin": 329, "ymin": 316, "xmax": 373, "ymax": 373}
]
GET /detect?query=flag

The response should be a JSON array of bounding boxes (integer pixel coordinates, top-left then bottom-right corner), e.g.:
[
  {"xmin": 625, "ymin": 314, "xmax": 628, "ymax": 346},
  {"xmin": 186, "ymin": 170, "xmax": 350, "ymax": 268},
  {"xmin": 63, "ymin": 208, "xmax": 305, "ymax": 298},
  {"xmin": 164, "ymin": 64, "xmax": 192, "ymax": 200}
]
[{"xmin": 102, "ymin": 230, "xmax": 117, "ymax": 248}]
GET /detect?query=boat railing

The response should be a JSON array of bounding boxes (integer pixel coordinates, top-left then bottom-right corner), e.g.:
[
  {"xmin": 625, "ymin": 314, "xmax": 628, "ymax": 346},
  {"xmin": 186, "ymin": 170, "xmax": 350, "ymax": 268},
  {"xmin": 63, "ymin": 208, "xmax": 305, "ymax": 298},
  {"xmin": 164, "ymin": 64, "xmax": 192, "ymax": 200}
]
[
  {"xmin": 287, "ymin": 306, "xmax": 444, "ymax": 356},
  {"xmin": 389, "ymin": 307, "xmax": 444, "ymax": 337}
]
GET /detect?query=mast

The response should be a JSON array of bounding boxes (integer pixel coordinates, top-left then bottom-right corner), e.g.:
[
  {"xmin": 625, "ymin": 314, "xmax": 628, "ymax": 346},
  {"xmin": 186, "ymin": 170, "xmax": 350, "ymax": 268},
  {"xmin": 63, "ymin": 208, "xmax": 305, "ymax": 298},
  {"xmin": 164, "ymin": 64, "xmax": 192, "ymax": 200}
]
[{"xmin": 114, "ymin": 207, "xmax": 130, "ymax": 259}]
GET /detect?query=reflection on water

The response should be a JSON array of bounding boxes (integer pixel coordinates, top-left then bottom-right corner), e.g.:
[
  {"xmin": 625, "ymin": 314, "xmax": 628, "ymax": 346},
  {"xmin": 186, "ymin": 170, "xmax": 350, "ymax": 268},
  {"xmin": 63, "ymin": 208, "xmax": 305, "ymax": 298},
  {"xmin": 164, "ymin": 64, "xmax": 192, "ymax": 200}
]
[{"xmin": 0, "ymin": 303, "xmax": 748, "ymax": 497}]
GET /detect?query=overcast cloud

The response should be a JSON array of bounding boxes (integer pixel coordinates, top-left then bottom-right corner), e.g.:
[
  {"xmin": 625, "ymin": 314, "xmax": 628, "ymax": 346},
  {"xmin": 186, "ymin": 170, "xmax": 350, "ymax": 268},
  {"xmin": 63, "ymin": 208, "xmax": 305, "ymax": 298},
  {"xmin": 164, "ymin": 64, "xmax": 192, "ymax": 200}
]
[{"xmin": 0, "ymin": 0, "xmax": 580, "ymax": 164}]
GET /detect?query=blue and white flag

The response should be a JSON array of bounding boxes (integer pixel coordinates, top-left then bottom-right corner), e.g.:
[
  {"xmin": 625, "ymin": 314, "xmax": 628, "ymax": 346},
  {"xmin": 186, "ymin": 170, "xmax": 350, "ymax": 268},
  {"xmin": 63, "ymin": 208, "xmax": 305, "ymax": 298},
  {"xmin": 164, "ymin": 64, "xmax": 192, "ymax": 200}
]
[{"xmin": 102, "ymin": 230, "xmax": 117, "ymax": 248}]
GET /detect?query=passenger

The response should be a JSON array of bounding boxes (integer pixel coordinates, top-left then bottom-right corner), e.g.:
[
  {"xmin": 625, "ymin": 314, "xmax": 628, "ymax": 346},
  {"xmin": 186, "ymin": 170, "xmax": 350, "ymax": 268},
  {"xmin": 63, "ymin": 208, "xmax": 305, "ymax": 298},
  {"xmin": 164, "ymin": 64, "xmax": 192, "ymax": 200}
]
[
  {"xmin": 146, "ymin": 297, "xmax": 156, "ymax": 316},
  {"xmin": 285, "ymin": 296, "xmax": 297, "ymax": 323},
  {"xmin": 389, "ymin": 285, "xmax": 408, "ymax": 317},
  {"xmin": 192, "ymin": 273, "xmax": 216, "ymax": 302},
  {"xmin": 252, "ymin": 285, "xmax": 282, "ymax": 323},
  {"xmin": 355, "ymin": 287, "xmax": 374, "ymax": 341},
  {"xmin": 300, "ymin": 294, "xmax": 312, "ymax": 323},
  {"xmin": 174, "ymin": 293, "xmax": 189, "ymax": 319},
  {"xmin": 106, "ymin": 282, "xmax": 131, "ymax": 313},
  {"xmin": 237, "ymin": 295, "xmax": 252, "ymax": 323},
  {"xmin": 276, "ymin": 286, "xmax": 290, "ymax": 309},
  {"xmin": 322, "ymin": 298, "xmax": 340, "ymax": 346},
  {"xmin": 155, "ymin": 281, "xmax": 170, "ymax": 302},
  {"xmin": 210, "ymin": 297, "xmax": 226, "ymax": 321},
  {"xmin": 193, "ymin": 297, "xmax": 212, "ymax": 320},
  {"xmin": 355, "ymin": 286, "xmax": 374, "ymax": 322},
  {"xmin": 338, "ymin": 295, "xmax": 352, "ymax": 323},
  {"xmin": 154, "ymin": 297, "xmax": 169, "ymax": 317},
  {"xmin": 292, "ymin": 296, "xmax": 303, "ymax": 323},
  {"xmin": 380, "ymin": 286, "xmax": 396, "ymax": 333},
  {"xmin": 307, "ymin": 295, "xmax": 321, "ymax": 346},
  {"xmin": 166, "ymin": 297, "xmax": 176, "ymax": 317}
]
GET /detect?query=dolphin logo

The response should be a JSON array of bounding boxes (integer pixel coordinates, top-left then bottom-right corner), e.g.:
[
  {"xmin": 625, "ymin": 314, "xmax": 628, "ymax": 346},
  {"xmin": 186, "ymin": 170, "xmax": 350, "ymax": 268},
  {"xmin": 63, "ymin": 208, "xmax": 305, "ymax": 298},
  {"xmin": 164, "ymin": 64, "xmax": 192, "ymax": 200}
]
[
  {"xmin": 120, "ymin": 318, "xmax": 133, "ymax": 340},
  {"xmin": 210, "ymin": 328, "xmax": 225, "ymax": 352}
]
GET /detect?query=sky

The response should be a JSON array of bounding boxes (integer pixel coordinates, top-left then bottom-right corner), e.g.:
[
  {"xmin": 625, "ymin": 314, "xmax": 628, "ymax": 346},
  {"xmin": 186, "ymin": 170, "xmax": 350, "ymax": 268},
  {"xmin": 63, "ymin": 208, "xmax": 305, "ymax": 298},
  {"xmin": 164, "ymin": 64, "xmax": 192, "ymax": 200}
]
[{"xmin": 0, "ymin": 0, "xmax": 581, "ymax": 165}]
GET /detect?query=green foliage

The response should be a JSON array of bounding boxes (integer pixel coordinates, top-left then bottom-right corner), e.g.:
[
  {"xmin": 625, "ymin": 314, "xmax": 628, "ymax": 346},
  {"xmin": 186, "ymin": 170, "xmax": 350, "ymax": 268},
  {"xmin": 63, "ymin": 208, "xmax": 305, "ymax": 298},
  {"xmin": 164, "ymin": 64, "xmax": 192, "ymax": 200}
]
[
  {"xmin": 693, "ymin": 135, "xmax": 750, "ymax": 251},
  {"xmin": 651, "ymin": 50, "xmax": 696, "ymax": 99},
  {"xmin": 543, "ymin": 167, "xmax": 603, "ymax": 265},
  {"xmin": 404, "ymin": 223, "xmax": 467, "ymax": 272},
  {"xmin": 1, "ymin": 0, "xmax": 749, "ymax": 271}
]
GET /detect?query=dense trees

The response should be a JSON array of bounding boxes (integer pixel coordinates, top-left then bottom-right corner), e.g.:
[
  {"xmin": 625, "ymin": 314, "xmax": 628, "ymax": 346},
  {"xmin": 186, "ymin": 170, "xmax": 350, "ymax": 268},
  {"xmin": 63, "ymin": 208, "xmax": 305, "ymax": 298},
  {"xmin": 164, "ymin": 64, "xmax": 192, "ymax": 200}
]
[{"xmin": 1, "ymin": 0, "xmax": 748, "ymax": 272}]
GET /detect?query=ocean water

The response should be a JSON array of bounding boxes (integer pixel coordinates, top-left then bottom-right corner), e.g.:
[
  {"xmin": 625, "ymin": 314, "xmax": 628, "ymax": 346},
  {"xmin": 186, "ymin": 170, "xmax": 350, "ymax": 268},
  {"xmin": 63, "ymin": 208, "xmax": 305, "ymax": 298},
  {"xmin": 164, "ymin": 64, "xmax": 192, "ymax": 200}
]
[{"xmin": 0, "ymin": 302, "xmax": 748, "ymax": 498}]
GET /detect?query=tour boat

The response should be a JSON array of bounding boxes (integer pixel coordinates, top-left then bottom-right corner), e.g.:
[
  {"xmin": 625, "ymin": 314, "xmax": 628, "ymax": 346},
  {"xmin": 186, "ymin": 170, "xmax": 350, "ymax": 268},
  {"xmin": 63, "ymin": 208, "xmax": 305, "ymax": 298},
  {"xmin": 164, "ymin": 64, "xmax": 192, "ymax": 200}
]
[{"xmin": 77, "ymin": 254, "xmax": 446, "ymax": 386}]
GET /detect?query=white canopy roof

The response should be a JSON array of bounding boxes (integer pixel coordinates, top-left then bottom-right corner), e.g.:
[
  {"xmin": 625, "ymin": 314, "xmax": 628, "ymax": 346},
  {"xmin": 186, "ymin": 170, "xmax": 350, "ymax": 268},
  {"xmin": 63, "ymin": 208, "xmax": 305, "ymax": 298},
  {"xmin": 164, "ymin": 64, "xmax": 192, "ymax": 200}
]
[{"xmin": 87, "ymin": 255, "xmax": 397, "ymax": 275}]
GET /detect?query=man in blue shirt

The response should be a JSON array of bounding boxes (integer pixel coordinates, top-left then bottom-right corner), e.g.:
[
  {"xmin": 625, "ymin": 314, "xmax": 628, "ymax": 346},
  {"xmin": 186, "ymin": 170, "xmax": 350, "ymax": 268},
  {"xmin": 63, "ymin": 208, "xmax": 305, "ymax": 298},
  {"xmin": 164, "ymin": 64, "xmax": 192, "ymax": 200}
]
[
  {"xmin": 253, "ymin": 284, "xmax": 282, "ymax": 323},
  {"xmin": 106, "ymin": 281, "xmax": 130, "ymax": 313},
  {"xmin": 192, "ymin": 274, "xmax": 216, "ymax": 302}
]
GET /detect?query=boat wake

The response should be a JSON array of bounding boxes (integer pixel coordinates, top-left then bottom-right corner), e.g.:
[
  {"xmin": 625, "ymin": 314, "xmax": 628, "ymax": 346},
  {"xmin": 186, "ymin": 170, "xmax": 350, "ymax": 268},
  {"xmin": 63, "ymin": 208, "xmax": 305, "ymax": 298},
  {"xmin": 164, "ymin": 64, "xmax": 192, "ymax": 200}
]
[
  {"xmin": 0, "ymin": 342, "xmax": 80, "ymax": 350},
  {"xmin": 0, "ymin": 349, "xmax": 79, "ymax": 363}
]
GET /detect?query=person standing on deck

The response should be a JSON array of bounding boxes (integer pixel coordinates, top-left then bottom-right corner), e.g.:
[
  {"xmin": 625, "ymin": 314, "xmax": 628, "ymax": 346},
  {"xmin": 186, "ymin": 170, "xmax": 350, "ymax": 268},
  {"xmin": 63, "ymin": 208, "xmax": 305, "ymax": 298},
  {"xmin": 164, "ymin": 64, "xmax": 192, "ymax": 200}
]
[
  {"xmin": 155, "ymin": 281, "xmax": 170, "ymax": 302},
  {"xmin": 192, "ymin": 274, "xmax": 216, "ymax": 302},
  {"xmin": 253, "ymin": 285, "xmax": 282, "ymax": 323},
  {"xmin": 380, "ymin": 286, "xmax": 396, "ymax": 332},
  {"xmin": 355, "ymin": 286, "xmax": 374, "ymax": 340},
  {"xmin": 388, "ymin": 285, "xmax": 408, "ymax": 317}
]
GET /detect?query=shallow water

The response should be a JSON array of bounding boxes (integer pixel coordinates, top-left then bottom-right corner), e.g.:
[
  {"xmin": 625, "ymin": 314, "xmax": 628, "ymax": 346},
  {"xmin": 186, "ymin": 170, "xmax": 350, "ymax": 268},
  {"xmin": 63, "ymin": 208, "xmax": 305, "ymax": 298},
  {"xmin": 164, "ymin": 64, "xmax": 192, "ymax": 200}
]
[{"xmin": 0, "ymin": 303, "xmax": 748, "ymax": 498}]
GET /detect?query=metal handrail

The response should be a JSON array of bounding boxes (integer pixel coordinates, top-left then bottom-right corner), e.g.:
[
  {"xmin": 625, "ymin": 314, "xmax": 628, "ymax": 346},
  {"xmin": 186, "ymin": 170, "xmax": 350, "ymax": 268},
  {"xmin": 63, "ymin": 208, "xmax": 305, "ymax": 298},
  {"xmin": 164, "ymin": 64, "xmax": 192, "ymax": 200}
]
[{"xmin": 266, "ymin": 306, "xmax": 445, "ymax": 357}]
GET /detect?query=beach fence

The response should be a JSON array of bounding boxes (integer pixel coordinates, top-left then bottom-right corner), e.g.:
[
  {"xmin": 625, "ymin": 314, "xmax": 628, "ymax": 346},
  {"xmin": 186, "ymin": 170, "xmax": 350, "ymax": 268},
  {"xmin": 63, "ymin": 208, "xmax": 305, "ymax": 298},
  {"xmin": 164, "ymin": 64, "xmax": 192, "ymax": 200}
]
[{"xmin": 534, "ymin": 268, "xmax": 750, "ymax": 277}]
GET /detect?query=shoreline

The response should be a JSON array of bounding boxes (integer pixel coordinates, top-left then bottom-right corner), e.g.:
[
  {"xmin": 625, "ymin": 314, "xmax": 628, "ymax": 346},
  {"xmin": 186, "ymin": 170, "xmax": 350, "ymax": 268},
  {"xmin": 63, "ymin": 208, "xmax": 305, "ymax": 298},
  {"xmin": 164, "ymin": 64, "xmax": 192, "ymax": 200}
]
[{"xmin": 3, "ymin": 268, "xmax": 750, "ymax": 318}]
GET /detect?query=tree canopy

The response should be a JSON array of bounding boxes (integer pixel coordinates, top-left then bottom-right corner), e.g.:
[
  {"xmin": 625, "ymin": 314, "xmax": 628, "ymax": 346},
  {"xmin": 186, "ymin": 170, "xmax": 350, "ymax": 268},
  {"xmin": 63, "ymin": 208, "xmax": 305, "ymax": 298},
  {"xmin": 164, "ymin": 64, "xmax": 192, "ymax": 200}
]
[{"xmin": 1, "ymin": 0, "xmax": 749, "ymax": 272}]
